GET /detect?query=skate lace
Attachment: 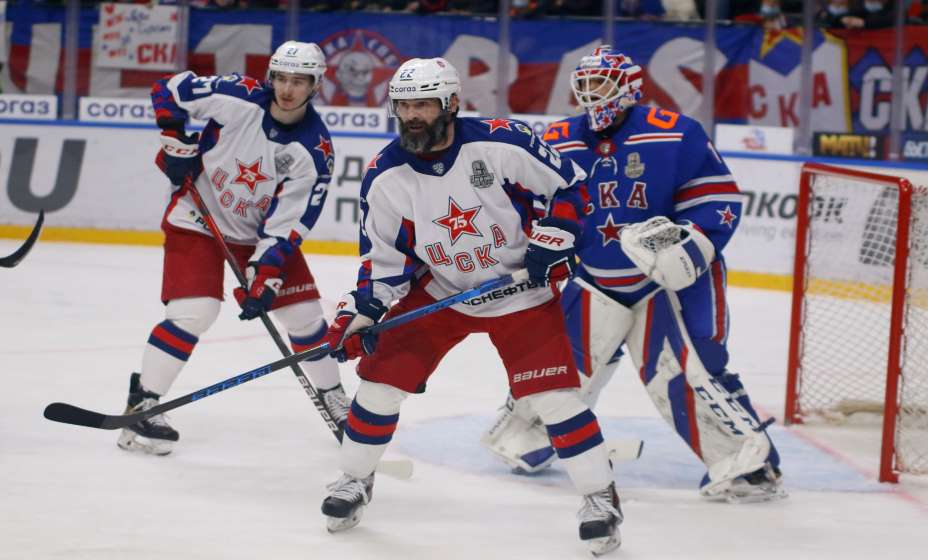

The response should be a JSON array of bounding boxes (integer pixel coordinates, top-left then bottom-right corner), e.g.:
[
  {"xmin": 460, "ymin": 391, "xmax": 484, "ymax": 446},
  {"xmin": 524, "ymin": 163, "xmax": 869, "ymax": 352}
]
[
  {"xmin": 326, "ymin": 474, "xmax": 370, "ymax": 502},
  {"xmin": 579, "ymin": 487, "xmax": 619, "ymax": 523},
  {"xmin": 322, "ymin": 388, "xmax": 351, "ymax": 422},
  {"xmin": 136, "ymin": 397, "xmax": 171, "ymax": 428}
]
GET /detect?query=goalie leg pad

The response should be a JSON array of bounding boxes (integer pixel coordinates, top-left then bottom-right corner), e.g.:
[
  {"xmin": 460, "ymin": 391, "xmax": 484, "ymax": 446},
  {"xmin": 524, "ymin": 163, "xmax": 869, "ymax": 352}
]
[
  {"xmin": 626, "ymin": 290, "xmax": 778, "ymax": 494},
  {"xmin": 481, "ymin": 392, "xmax": 557, "ymax": 474}
]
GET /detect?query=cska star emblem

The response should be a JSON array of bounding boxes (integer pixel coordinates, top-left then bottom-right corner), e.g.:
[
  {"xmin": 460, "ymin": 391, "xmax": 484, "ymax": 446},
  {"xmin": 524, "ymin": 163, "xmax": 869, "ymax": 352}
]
[
  {"xmin": 236, "ymin": 76, "xmax": 263, "ymax": 95},
  {"xmin": 481, "ymin": 118, "xmax": 512, "ymax": 134},
  {"xmin": 231, "ymin": 158, "xmax": 272, "ymax": 193},
  {"xmin": 717, "ymin": 205, "xmax": 738, "ymax": 228},
  {"xmin": 433, "ymin": 197, "xmax": 482, "ymax": 245},
  {"xmin": 596, "ymin": 213, "xmax": 624, "ymax": 247},
  {"xmin": 315, "ymin": 136, "xmax": 334, "ymax": 160}
]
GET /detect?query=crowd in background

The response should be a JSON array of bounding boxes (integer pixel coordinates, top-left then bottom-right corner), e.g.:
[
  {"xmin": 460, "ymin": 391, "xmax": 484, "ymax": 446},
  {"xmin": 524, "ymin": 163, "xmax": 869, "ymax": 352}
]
[{"xmin": 12, "ymin": 0, "xmax": 927, "ymax": 25}]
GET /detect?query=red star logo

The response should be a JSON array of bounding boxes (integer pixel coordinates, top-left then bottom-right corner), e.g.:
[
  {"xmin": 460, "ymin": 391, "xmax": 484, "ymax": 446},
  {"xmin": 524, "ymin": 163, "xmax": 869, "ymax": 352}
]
[
  {"xmin": 315, "ymin": 136, "xmax": 333, "ymax": 160},
  {"xmin": 433, "ymin": 197, "xmax": 482, "ymax": 245},
  {"xmin": 231, "ymin": 158, "xmax": 272, "ymax": 193},
  {"xmin": 367, "ymin": 154, "xmax": 383, "ymax": 170},
  {"xmin": 481, "ymin": 118, "xmax": 512, "ymax": 134},
  {"xmin": 236, "ymin": 76, "xmax": 263, "ymax": 95},
  {"xmin": 596, "ymin": 214, "xmax": 624, "ymax": 247},
  {"xmin": 717, "ymin": 205, "xmax": 738, "ymax": 228}
]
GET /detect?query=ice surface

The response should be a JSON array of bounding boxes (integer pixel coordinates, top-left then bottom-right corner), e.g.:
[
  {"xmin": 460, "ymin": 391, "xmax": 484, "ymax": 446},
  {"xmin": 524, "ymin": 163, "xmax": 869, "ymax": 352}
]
[{"xmin": 1, "ymin": 241, "xmax": 926, "ymax": 559}]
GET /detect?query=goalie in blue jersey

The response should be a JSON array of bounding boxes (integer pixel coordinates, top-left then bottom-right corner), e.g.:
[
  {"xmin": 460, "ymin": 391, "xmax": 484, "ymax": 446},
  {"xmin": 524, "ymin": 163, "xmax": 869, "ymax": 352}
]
[{"xmin": 482, "ymin": 46, "xmax": 785, "ymax": 503}]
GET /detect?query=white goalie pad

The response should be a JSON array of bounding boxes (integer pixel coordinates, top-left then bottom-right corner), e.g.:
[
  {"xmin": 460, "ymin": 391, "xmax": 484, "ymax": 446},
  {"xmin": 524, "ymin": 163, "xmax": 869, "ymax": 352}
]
[
  {"xmin": 481, "ymin": 393, "xmax": 556, "ymax": 474},
  {"xmin": 624, "ymin": 290, "xmax": 771, "ymax": 494}
]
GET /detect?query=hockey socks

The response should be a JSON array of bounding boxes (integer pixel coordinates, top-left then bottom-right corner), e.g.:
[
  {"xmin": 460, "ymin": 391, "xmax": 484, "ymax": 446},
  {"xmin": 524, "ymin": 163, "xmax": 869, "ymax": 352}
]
[{"xmin": 141, "ymin": 320, "xmax": 199, "ymax": 395}]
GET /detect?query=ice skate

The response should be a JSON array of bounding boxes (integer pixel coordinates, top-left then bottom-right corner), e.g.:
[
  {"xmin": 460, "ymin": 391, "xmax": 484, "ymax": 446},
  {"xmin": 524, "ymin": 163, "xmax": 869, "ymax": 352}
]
[
  {"xmin": 116, "ymin": 372, "xmax": 179, "ymax": 456},
  {"xmin": 321, "ymin": 472, "xmax": 375, "ymax": 533},
  {"xmin": 578, "ymin": 482, "xmax": 623, "ymax": 556},
  {"xmin": 319, "ymin": 384, "xmax": 351, "ymax": 441},
  {"xmin": 701, "ymin": 464, "xmax": 788, "ymax": 504}
]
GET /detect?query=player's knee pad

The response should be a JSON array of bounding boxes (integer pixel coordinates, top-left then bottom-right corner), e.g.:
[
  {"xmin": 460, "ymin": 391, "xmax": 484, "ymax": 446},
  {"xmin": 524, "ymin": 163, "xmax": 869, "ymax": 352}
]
[
  {"xmin": 522, "ymin": 388, "xmax": 588, "ymax": 426},
  {"xmin": 355, "ymin": 380, "xmax": 409, "ymax": 416},
  {"xmin": 272, "ymin": 299, "xmax": 327, "ymax": 337},
  {"xmin": 165, "ymin": 297, "xmax": 220, "ymax": 336},
  {"xmin": 273, "ymin": 300, "xmax": 329, "ymax": 360}
]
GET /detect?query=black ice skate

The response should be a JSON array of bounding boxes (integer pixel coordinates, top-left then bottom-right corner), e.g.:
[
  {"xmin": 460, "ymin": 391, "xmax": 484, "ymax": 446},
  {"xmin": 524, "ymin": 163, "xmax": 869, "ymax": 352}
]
[
  {"xmin": 116, "ymin": 372, "xmax": 179, "ymax": 456},
  {"xmin": 319, "ymin": 384, "xmax": 351, "ymax": 441},
  {"xmin": 321, "ymin": 472, "xmax": 375, "ymax": 533},
  {"xmin": 578, "ymin": 482, "xmax": 623, "ymax": 557}
]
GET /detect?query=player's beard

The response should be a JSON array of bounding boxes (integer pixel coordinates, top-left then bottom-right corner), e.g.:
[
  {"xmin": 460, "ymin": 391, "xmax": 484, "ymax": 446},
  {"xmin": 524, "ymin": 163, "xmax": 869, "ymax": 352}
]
[{"xmin": 398, "ymin": 112, "xmax": 451, "ymax": 154}]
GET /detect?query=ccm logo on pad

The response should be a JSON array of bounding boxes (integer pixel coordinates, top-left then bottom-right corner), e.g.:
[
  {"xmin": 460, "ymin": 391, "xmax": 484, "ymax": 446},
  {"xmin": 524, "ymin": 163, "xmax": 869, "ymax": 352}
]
[{"xmin": 512, "ymin": 365, "xmax": 568, "ymax": 383}]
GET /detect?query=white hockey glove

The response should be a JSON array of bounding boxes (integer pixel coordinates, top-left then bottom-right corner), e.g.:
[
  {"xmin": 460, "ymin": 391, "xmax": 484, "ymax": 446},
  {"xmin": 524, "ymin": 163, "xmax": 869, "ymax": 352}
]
[{"xmin": 620, "ymin": 216, "xmax": 715, "ymax": 291}]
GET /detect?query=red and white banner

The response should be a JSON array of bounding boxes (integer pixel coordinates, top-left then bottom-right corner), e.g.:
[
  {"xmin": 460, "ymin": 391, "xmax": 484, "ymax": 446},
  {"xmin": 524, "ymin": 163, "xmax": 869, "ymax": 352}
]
[{"xmin": 95, "ymin": 3, "xmax": 178, "ymax": 71}]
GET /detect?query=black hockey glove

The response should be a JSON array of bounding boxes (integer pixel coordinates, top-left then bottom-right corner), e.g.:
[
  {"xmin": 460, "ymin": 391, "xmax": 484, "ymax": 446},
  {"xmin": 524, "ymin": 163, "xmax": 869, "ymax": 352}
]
[
  {"xmin": 525, "ymin": 216, "xmax": 580, "ymax": 286},
  {"xmin": 156, "ymin": 130, "xmax": 202, "ymax": 186}
]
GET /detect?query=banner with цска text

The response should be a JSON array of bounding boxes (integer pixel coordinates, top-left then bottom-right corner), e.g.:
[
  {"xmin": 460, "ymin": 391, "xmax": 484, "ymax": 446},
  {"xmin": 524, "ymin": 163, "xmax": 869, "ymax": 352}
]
[{"xmin": 1, "ymin": 5, "xmax": 927, "ymax": 134}]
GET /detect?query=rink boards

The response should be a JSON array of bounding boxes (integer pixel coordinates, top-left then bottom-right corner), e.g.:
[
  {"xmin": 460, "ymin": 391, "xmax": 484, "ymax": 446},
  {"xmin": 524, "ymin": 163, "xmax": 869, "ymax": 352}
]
[{"xmin": 2, "ymin": 119, "xmax": 928, "ymax": 291}]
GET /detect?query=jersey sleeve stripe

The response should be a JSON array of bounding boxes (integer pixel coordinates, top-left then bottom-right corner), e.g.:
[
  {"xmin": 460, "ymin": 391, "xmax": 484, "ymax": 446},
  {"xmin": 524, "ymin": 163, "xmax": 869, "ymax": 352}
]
[{"xmin": 673, "ymin": 193, "xmax": 745, "ymax": 212}]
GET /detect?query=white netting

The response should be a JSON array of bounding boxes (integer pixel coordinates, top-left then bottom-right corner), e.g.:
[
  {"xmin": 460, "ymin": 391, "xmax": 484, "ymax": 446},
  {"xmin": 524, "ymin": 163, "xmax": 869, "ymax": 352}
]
[{"xmin": 796, "ymin": 169, "xmax": 928, "ymax": 475}]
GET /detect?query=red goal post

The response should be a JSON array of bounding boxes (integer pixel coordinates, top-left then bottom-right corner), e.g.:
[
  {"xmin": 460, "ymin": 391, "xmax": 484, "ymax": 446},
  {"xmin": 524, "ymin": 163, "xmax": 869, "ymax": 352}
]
[{"xmin": 785, "ymin": 162, "xmax": 927, "ymax": 483}]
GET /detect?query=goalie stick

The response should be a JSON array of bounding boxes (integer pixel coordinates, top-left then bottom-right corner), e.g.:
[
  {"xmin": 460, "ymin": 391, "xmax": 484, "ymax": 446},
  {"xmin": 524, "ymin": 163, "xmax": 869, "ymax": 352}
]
[
  {"xmin": 183, "ymin": 179, "xmax": 343, "ymax": 441},
  {"xmin": 0, "ymin": 210, "xmax": 44, "ymax": 268}
]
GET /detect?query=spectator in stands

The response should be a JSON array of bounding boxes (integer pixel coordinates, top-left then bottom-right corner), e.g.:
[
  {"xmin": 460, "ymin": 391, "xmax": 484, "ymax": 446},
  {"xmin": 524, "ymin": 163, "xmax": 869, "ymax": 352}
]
[
  {"xmin": 735, "ymin": 0, "xmax": 790, "ymax": 29},
  {"xmin": 848, "ymin": 0, "xmax": 897, "ymax": 28}
]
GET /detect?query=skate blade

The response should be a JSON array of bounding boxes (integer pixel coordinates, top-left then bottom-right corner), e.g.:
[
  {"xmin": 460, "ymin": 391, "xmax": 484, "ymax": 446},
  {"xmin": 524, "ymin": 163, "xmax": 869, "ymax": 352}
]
[
  {"xmin": 722, "ymin": 486, "xmax": 789, "ymax": 504},
  {"xmin": 587, "ymin": 533, "xmax": 621, "ymax": 557},
  {"xmin": 117, "ymin": 430, "xmax": 174, "ymax": 456},
  {"xmin": 326, "ymin": 507, "xmax": 365, "ymax": 533}
]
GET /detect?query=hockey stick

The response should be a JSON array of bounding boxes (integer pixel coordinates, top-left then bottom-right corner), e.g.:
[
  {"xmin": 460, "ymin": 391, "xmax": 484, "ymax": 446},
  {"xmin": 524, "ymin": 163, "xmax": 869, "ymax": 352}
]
[
  {"xmin": 0, "ymin": 210, "xmax": 44, "ymax": 268},
  {"xmin": 44, "ymin": 269, "xmax": 530, "ymax": 429},
  {"xmin": 182, "ymin": 178, "xmax": 344, "ymax": 441},
  {"xmin": 44, "ymin": 269, "xmax": 531, "ymax": 476}
]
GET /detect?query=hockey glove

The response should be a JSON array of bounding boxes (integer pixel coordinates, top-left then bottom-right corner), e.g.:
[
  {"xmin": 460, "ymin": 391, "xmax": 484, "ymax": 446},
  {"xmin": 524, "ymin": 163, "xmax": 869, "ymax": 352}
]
[
  {"xmin": 620, "ymin": 216, "xmax": 716, "ymax": 291},
  {"xmin": 321, "ymin": 292, "xmax": 388, "ymax": 362},
  {"xmin": 156, "ymin": 130, "xmax": 202, "ymax": 186},
  {"xmin": 234, "ymin": 262, "xmax": 284, "ymax": 320},
  {"xmin": 525, "ymin": 216, "xmax": 580, "ymax": 286}
]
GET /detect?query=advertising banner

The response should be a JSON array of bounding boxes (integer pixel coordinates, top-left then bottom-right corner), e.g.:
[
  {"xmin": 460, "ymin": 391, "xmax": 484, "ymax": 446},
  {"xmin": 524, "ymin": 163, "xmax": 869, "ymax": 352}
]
[
  {"xmin": 3, "ymin": 123, "xmax": 928, "ymax": 278},
  {"xmin": 0, "ymin": 93, "xmax": 57, "ymax": 119}
]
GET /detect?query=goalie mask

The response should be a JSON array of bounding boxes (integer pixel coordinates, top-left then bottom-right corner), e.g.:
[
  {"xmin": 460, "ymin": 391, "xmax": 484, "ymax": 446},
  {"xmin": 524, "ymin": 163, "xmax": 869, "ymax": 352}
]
[
  {"xmin": 266, "ymin": 41, "xmax": 327, "ymax": 100},
  {"xmin": 571, "ymin": 45, "xmax": 643, "ymax": 132},
  {"xmin": 388, "ymin": 58, "xmax": 461, "ymax": 154}
]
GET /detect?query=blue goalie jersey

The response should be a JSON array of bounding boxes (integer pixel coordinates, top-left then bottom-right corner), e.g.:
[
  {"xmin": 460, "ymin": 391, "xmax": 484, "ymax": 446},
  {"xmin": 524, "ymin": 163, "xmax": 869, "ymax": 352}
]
[{"xmin": 543, "ymin": 105, "xmax": 744, "ymax": 306}]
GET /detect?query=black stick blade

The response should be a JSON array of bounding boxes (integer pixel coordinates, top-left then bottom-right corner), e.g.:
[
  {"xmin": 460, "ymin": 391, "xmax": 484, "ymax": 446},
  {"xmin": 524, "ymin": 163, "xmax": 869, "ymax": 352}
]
[
  {"xmin": 0, "ymin": 210, "xmax": 44, "ymax": 268},
  {"xmin": 44, "ymin": 402, "xmax": 120, "ymax": 430}
]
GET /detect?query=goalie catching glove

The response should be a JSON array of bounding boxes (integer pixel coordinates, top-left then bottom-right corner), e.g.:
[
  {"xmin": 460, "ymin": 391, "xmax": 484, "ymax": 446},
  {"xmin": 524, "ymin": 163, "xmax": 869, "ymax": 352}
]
[
  {"xmin": 321, "ymin": 292, "xmax": 388, "ymax": 362},
  {"xmin": 620, "ymin": 216, "xmax": 715, "ymax": 291},
  {"xmin": 525, "ymin": 216, "xmax": 581, "ymax": 286}
]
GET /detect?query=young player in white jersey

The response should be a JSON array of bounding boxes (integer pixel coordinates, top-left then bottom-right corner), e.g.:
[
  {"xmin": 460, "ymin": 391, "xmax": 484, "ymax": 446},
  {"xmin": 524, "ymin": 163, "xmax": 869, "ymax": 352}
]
[
  {"xmin": 116, "ymin": 41, "xmax": 349, "ymax": 456},
  {"xmin": 482, "ymin": 46, "xmax": 785, "ymax": 503},
  {"xmin": 317, "ymin": 57, "xmax": 623, "ymax": 556}
]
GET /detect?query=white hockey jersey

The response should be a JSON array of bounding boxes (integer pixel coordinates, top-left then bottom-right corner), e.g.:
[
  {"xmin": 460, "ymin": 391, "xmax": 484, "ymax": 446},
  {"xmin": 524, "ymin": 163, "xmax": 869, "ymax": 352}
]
[
  {"xmin": 357, "ymin": 117, "xmax": 588, "ymax": 318},
  {"xmin": 152, "ymin": 71, "xmax": 333, "ymax": 260}
]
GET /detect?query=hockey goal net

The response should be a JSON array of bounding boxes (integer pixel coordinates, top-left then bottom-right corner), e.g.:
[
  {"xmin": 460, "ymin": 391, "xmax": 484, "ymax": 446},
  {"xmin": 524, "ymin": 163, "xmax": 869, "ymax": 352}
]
[{"xmin": 785, "ymin": 162, "xmax": 928, "ymax": 483}]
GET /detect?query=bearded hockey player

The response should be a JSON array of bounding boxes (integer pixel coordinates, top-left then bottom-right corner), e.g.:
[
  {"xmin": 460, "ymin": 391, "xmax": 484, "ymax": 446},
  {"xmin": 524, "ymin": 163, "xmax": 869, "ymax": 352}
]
[
  {"xmin": 482, "ymin": 46, "xmax": 785, "ymax": 503},
  {"xmin": 318, "ymin": 57, "xmax": 623, "ymax": 555},
  {"xmin": 116, "ymin": 41, "xmax": 348, "ymax": 455}
]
